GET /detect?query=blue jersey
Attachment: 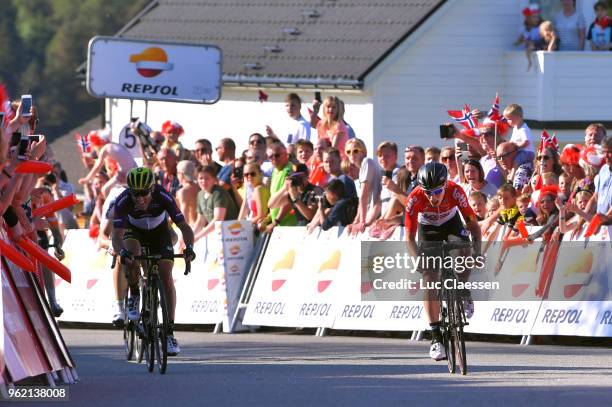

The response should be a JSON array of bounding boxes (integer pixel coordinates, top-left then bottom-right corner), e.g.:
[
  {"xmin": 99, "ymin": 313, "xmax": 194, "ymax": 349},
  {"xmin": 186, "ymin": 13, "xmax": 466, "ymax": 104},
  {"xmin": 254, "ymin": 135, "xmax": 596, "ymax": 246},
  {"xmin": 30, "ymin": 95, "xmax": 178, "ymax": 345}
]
[{"xmin": 113, "ymin": 184, "xmax": 185, "ymax": 230}]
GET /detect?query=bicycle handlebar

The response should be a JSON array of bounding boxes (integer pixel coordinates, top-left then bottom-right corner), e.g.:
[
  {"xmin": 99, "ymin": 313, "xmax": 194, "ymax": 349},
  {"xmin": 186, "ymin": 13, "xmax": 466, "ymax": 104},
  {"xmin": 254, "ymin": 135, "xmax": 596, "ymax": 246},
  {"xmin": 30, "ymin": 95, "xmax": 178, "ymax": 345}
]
[{"xmin": 110, "ymin": 253, "xmax": 192, "ymax": 275}]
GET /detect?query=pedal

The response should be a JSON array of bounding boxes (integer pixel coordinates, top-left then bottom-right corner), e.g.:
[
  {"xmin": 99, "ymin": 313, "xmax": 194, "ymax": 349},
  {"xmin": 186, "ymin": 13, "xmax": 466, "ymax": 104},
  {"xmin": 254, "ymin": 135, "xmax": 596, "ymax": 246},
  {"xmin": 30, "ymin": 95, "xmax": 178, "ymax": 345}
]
[{"xmin": 112, "ymin": 320, "xmax": 125, "ymax": 329}]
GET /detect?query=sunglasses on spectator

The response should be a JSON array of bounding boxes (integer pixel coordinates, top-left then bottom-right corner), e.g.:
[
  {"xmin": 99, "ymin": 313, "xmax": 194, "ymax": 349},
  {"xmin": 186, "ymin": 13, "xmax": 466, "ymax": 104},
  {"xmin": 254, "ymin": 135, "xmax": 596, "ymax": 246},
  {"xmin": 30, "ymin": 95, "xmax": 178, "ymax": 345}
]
[
  {"xmin": 497, "ymin": 150, "xmax": 517, "ymax": 160},
  {"xmin": 537, "ymin": 155, "xmax": 551, "ymax": 161},
  {"xmin": 346, "ymin": 149, "xmax": 361, "ymax": 155},
  {"xmin": 423, "ymin": 185, "xmax": 445, "ymax": 196},
  {"xmin": 268, "ymin": 153, "xmax": 281, "ymax": 160},
  {"xmin": 440, "ymin": 155, "xmax": 455, "ymax": 162},
  {"xmin": 244, "ymin": 172, "xmax": 257, "ymax": 177}
]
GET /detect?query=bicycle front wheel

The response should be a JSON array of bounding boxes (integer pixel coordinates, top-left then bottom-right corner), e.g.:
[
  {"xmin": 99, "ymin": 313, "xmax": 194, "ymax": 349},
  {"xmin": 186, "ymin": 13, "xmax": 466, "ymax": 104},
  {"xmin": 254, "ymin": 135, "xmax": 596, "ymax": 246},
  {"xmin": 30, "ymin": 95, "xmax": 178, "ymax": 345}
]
[
  {"xmin": 453, "ymin": 299, "xmax": 467, "ymax": 375},
  {"xmin": 154, "ymin": 277, "xmax": 169, "ymax": 374},
  {"xmin": 147, "ymin": 281, "xmax": 157, "ymax": 373},
  {"xmin": 123, "ymin": 320, "xmax": 135, "ymax": 361}
]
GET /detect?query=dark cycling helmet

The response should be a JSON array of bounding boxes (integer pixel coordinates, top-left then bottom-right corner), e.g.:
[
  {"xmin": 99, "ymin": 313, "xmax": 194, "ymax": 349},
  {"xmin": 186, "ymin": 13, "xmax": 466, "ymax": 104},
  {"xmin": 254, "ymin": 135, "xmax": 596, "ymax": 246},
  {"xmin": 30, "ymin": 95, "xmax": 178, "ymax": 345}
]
[
  {"xmin": 417, "ymin": 162, "xmax": 448, "ymax": 191},
  {"xmin": 127, "ymin": 167, "xmax": 154, "ymax": 192}
]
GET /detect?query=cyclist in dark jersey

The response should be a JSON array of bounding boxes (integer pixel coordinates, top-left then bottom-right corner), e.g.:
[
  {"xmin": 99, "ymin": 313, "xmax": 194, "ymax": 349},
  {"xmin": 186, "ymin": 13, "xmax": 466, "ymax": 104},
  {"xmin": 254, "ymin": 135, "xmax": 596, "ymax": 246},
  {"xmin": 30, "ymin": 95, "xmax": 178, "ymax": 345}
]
[
  {"xmin": 112, "ymin": 167, "xmax": 195, "ymax": 356},
  {"xmin": 404, "ymin": 162, "xmax": 481, "ymax": 361}
]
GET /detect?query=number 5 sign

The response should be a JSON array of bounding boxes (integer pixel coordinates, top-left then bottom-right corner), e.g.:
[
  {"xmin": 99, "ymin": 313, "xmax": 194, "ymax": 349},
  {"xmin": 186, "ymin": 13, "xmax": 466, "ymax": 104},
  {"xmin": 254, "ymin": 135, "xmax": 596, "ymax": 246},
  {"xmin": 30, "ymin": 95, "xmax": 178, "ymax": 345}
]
[{"xmin": 118, "ymin": 123, "xmax": 142, "ymax": 159}]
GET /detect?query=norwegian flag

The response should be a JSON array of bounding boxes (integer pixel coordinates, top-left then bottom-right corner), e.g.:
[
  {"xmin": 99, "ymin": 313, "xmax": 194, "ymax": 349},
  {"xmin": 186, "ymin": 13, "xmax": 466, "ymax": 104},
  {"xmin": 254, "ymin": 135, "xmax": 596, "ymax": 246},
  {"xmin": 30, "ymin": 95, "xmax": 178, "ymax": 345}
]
[
  {"xmin": 447, "ymin": 104, "xmax": 479, "ymax": 130},
  {"xmin": 76, "ymin": 132, "xmax": 91, "ymax": 153},
  {"xmin": 488, "ymin": 93, "xmax": 501, "ymax": 121},
  {"xmin": 539, "ymin": 130, "xmax": 558, "ymax": 154},
  {"xmin": 258, "ymin": 90, "xmax": 268, "ymax": 102}
]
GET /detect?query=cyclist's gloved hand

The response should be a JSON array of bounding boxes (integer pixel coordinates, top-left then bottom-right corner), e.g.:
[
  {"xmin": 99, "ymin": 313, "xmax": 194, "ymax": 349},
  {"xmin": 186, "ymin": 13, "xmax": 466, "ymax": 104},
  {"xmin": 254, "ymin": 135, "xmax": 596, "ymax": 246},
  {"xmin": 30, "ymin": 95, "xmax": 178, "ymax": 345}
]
[
  {"xmin": 119, "ymin": 248, "xmax": 133, "ymax": 265},
  {"xmin": 183, "ymin": 244, "xmax": 196, "ymax": 262},
  {"xmin": 54, "ymin": 246, "xmax": 65, "ymax": 261}
]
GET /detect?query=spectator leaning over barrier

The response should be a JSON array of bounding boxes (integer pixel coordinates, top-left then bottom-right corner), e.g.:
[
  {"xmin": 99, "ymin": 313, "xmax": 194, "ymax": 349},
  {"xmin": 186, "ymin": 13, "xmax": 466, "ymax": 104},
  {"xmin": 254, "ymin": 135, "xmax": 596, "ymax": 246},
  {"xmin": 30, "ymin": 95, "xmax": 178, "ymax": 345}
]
[
  {"xmin": 175, "ymin": 160, "xmax": 198, "ymax": 227},
  {"xmin": 268, "ymin": 163, "xmax": 321, "ymax": 227},
  {"xmin": 346, "ymin": 138, "xmax": 382, "ymax": 235},
  {"xmin": 588, "ymin": 1, "xmax": 612, "ymax": 51},
  {"xmin": 468, "ymin": 191, "xmax": 488, "ymax": 221},
  {"xmin": 193, "ymin": 165, "xmax": 239, "ymax": 241},
  {"xmin": 266, "ymin": 93, "xmax": 311, "ymax": 145},
  {"xmin": 193, "ymin": 138, "xmax": 222, "ymax": 175},
  {"xmin": 584, "ymin": 123, "xmax": 607, "ymax": 147},
  {"xmin": 555, "ymin": 0, "xmax": 586, "ymax": 51},
  {"xmin": 262, "ymin": 141, "xmax": 296, "ymax": 231},
  {"xmin": 425, "ymin": 146, "xmax": 441, "ymax": 163},
  {"xmin": 156, "ymin": 147, "xmax": 180, "ymax": 197},
  {"xmin": 238, "ymin": 163, "xmax": 270, "ymax": 229},
  {"xmin": 307, "ymin": 179, "xmax": 356, "ymax": 232},
  {"xmin": 586, "ymin": 136, "xmax": 612, "ymax": 219},
  {"xmin": 377, "ymin": 141, "xmax": 400, "ymax": 216},
  {"xmin": 496, "ymin": 141, "xmax": 533, "ymax": 191}
]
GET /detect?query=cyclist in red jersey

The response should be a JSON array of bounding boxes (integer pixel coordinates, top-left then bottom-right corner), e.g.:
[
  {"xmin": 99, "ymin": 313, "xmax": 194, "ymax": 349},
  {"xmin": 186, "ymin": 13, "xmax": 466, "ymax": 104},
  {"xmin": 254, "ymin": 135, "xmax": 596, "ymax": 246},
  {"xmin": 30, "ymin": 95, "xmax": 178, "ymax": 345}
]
[{"xmin": 405, "ymin": 162, "xmax": 481, "ymax": 361}]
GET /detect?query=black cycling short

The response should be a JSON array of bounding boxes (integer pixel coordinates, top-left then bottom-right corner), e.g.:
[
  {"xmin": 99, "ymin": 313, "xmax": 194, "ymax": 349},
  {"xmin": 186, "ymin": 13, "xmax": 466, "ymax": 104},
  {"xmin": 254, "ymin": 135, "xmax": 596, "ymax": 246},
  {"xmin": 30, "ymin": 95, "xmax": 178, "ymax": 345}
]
[
  {"xmin": 416, "ymin": 212, "xmax": 470, "ymax": 273},
  {"xmin": 124, "ymin": 222, "xmax": 174, "ymax": 261}
]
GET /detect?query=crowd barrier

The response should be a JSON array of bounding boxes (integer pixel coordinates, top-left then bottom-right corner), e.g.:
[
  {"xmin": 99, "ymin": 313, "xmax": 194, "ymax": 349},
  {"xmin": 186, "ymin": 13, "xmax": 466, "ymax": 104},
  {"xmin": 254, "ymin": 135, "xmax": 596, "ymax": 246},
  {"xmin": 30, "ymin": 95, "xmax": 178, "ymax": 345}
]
[
  {"xmin": 56, "ymin": 221, "xmax": 254, "ymax": 332},
  {"xmin": 46, "ymin": 219, "xmax": 612, "ymax": 341},
  {"xmin": 242, "ymin": 223, "xmax": 612, "ymax": 339},
  {"xmin": 1, "ymin": 228, "xmax": 77, "ymax": 390}
]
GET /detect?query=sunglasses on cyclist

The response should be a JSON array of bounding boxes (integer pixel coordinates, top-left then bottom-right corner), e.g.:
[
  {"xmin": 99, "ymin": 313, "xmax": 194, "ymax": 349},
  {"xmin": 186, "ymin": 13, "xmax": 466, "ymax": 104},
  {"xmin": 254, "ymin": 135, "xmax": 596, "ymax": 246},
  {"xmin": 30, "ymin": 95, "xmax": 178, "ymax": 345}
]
[
  {"xmin": 131, "ymin": 189, "xmax": 152, "ymax": 197},
  {"xmin": 423, "ymin": 185, "xmax": 445, "ymax": 196}
]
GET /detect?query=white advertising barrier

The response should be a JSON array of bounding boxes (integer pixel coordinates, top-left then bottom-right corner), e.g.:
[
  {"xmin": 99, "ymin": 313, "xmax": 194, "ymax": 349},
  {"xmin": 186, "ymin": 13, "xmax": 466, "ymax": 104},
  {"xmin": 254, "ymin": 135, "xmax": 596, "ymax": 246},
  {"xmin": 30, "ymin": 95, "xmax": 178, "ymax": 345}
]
[
  {"xmin": 332, "ymin": 227, "xmax": 429, "ymax": 331},
  {"xmin": 531, "ymin": 225, "xmax": 612, "ymax": 337},
  {"xmin": 57, "ymin": 222, "xmax": 254, "ymax": 325},
  {"xmin": 242, "ymin": 227, "xmax": 343, "ymax": 328},
  {"xmin": 87, "ymin": 36, "xmax": 222, "ymax": 104},
  {"xmin": 219, "ymin": 221, "xmax": 254, "ymax": 332}
]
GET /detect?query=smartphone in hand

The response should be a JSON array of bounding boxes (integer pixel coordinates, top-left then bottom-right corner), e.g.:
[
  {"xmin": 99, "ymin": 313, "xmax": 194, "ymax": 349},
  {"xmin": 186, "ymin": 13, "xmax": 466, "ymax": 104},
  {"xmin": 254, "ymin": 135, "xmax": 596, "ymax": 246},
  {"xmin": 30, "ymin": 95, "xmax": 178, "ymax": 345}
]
[
  {"xmin": 17, "ymin": 135, "xmax": 30, "ymax": 160},
  {"xmin": 21, "ymin": 94, "xmax": 33, "ymax": 117}
]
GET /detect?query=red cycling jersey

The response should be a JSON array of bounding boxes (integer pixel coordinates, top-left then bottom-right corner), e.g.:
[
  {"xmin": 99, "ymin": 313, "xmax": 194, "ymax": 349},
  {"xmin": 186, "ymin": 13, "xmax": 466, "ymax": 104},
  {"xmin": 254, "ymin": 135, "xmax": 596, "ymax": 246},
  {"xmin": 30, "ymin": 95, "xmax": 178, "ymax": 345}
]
[{"xmin": 404, "ymin": 181, "xmax": 476, "ymax": 236}]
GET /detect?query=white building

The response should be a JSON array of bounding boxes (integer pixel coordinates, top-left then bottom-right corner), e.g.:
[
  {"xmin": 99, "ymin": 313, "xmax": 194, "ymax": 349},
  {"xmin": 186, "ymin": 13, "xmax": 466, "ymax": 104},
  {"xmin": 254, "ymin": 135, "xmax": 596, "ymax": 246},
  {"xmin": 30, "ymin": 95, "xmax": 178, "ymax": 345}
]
[{"xmin": 97, "ymin": 0, "xmax": 608, "ymax": 155}]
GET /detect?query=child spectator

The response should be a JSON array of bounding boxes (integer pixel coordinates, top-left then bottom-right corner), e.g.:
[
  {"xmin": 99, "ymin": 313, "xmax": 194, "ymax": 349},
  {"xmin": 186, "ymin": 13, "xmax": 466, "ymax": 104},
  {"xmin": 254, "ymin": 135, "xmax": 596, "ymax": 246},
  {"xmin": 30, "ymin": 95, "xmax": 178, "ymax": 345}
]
[
  {"xmin": 516, "ymin": 5, "xmax": 543, "ymax": 69},
  {"xmin": 539, "ymin": 20, "xmax": 560, "ymax": 51},
  {"xmin": 557, "ymin": 188, "xmax": 593, "ymax": 238},
  {"xmin": 425, "ymin": 146, "xmax": 441, "ymax": 163},
  {"xmin": 503, "ymin": 104, "xmax": 536, "ymax": 181},
  {"xmin": 588, "ymin": 1, "xmax": 612, "ymax": 51},
  {"xmin": 468, "ymin": 191, "xmax": 488, "ymax": 221},
  {"xmin": 517, "ymin": 193, "xmax": 538, "ymax": 226},
  {"xmin": 295, "ymin": 139, "xmax": 314, "ymax": 165}
]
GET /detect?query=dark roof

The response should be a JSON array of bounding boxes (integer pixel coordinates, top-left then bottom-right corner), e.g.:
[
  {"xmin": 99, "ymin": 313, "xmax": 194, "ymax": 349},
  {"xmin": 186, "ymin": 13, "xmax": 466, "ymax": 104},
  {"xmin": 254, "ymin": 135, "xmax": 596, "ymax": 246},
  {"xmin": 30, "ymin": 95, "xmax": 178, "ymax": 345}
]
[{"xmin": 111, "ymin": 0, "xmax": 445, "ymax": 88}]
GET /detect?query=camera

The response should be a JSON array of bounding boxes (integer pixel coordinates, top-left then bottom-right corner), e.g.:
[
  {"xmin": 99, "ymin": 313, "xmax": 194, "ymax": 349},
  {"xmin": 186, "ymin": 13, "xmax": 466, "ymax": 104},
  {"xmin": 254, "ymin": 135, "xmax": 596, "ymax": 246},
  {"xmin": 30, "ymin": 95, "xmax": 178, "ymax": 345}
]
[
  {"xmin": 233, "ymin": 166, "xmax": 243, "ymax": 179},
  {"xmin": 383, "ymin": 170, "xmax": 393, "ymax": 178},
  {"xmin": 439, "ymin": 123, "xmax": 455, "ymax": 139},
  {"xmin": 314, "ymin": 194, "xmax": 329, "ymax": 207},
  {"xmin": 290, "ymin": 176, "xmax": 301, "ymax": 187}
]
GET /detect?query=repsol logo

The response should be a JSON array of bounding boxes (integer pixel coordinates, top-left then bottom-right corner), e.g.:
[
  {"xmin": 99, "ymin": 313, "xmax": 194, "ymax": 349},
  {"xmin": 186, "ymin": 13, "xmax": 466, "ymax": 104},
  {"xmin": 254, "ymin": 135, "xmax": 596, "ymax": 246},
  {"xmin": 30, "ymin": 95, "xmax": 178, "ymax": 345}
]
[
  {"xmin": 541, "ymin": 309, "xmax": 582, "ymax": 324},
  {"xmin": 389, "ymin": 305, "xmax": 423, "ymax": 320},
  {"xmin": 600, "ymin": 310, "xmax": 612, "ymax": 325},
  {"xmin": 299, "ymin": 303, "xmax": 331, "ymax": 317},
  {"xmin": 341, "ymin": 304, "xmax": 375, "ymax": 319},
  {"xmin": 253, "ymin": 301, "xmax": 285, "ymax": 315},
  {"xmin": 121, "ymin": 83, "xmax": 178, "ymax": 95},
  {"xmin": 191, "ymin": 300, "xmax": 218, "ymax": 313},
  {"xmin": 491, "ymin": 308, "xmax": 530, "ymax": 323}
]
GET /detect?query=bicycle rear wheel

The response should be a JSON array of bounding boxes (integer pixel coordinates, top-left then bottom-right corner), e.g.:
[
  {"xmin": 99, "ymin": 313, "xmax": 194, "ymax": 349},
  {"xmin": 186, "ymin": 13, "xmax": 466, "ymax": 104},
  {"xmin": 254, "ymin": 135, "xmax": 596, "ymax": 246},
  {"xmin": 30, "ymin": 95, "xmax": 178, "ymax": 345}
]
[
  {"xmin": 440, "ymin": 287, "xmax": 455, "ymax": 374},
  {"xmin": 154, "ymin": 277, "xmax": 169, "ymax": 374},
  {"xmin": 453, "ymin": 299, "xmax": 467, "ymax": 375}
]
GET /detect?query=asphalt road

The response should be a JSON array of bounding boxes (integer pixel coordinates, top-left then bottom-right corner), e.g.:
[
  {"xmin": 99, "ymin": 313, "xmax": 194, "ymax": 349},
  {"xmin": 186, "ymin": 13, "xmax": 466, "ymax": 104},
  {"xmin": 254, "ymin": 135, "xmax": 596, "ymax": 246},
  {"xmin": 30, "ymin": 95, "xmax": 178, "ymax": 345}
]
[{"xmin": 43, "ymin": 329, "xmax": 612, "ymax": 406}]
